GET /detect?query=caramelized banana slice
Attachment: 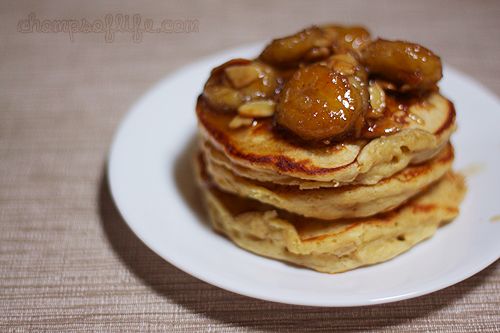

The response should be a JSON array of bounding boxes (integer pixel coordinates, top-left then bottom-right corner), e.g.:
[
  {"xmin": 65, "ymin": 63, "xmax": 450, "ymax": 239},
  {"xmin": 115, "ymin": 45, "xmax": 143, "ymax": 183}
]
[
  {"xmin": 260, "ymin": 27, "xmax": 330, "ymax": 68},
  {"xmin": 321, "ymin": 25, "xmax": 371, "ymax": 53},
  {"xmin": 363, "ymin": 39, "xmax": 442, "ymax": 91},
  {"xmin": 260, "ymin": 26, "xmax": 372, "ymax": 68},
  {"xmin": 275, "ymin": 65, "xmax": 361, "ymax": 142},
  {"xmin": 202, "ymin": 59, "xmax": 281, "ymax": 112},
  {"xmin": 325, "ymin": 53, "xmax": 370, "ymax": 116}
]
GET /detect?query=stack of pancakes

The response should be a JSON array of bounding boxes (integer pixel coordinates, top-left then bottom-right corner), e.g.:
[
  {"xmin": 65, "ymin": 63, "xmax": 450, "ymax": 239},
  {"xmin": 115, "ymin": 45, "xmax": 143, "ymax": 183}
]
[{"xmin": 194, "ymin": 28, "xmax": 466, "ymax": 274}]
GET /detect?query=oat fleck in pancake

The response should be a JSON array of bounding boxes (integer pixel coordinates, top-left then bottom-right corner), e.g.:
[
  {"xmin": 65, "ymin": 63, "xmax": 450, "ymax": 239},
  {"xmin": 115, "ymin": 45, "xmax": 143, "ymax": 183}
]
[{"xmin": 193, "ymin": 24, "xmax": 466, "ymax": 273}]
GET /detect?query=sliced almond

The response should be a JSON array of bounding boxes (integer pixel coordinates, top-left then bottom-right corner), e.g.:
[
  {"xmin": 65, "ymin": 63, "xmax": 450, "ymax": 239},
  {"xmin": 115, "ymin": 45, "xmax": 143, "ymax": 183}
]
[
  {"xmin": 374, "ymin": 79, "xmax": 398, "ymax": 91},
  {"xmin": 228, "ymin": 115, "xmax": 254, "ymax": 129},
  {"xmin": 393, "ymin": 110, "xmax": 407, "ymax": 118},
  {"xmin": 237, "ymin": 101, "xmax": 276, "ymax": 118},
  {"xmin": 326, "ymin": 54, "xmax": 358, "ymax": 75},
  {"xmin": 369, "ymin": 81, "xmax": 386, "ymax": 113},
  {"xmin": 225, "ymin": 65, "xmax": 260, "ymax": 89},
  {"xmin": 332, "ymin": 61, "xmax": 356, "ymax": 75},
  {"xmin": 329, "ymin": 53, "xmax": 358, "ymax": 66},
  {"xmin": 312, "ymin": 37, "xmax": 332, "ymax": 48}
]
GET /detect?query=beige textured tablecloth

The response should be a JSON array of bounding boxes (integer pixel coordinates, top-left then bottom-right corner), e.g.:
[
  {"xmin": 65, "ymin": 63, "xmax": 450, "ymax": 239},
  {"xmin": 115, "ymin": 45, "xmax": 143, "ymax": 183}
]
[{"xmin": 2, "ymin": 1, "xmax": 500, "ymax": 331}]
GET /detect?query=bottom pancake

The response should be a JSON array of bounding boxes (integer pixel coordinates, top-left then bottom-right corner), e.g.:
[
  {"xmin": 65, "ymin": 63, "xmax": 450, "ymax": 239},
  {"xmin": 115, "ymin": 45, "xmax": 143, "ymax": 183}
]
[{"xmin": 195, "ymin": 154, "xmax": 467, "ymax": 274}]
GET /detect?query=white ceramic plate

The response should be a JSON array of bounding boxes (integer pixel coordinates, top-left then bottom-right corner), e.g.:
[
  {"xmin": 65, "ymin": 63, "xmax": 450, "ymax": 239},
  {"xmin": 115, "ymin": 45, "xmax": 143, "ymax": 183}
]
[{"xmin": 108, "ymin": 43, "xmax": 500, "ymax": 307}]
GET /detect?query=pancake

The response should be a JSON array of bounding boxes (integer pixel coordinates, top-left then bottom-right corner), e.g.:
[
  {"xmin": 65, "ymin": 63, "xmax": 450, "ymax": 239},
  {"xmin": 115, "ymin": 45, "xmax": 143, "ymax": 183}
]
[
  {"xmin": 197, "ymin": 91, "xmax": 455, "ymax": 186},
  {"xmin": 195, "ymin": 154, "xmax": 467, "ymax": 274},
  {"xmin": 202, "ymin": 142, "xmax": 455, "ymax": 220},
  {"xmin": 193, "ymin": 25, "xmax": 466, "ymax": 274}
]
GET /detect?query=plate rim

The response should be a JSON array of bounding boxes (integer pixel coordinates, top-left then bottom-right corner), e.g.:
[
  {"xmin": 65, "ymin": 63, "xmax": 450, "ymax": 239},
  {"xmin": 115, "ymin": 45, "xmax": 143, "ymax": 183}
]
[{"xmin": 107, "ymin": 43, "xmax": 500, "ymax": 307}]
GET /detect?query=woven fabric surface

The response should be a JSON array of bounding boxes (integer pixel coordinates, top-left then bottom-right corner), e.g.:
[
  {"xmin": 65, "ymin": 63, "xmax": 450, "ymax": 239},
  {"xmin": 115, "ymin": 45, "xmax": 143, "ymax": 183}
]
[{"xmin": 1, "ymin": 1, "xmax": 500, "ymax": 331}]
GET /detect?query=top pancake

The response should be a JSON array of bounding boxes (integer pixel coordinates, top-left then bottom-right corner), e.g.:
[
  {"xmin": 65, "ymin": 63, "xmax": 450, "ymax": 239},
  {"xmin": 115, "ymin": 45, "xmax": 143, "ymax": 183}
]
[{"xmin": 197, "ymin": 91, "xmax": 455, "ymax": 186}]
